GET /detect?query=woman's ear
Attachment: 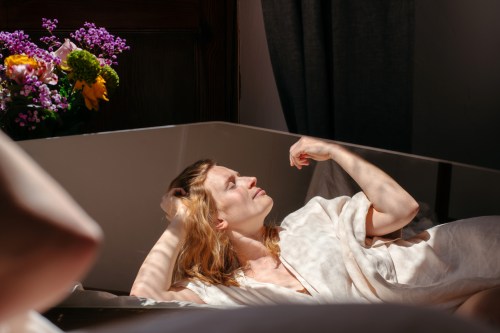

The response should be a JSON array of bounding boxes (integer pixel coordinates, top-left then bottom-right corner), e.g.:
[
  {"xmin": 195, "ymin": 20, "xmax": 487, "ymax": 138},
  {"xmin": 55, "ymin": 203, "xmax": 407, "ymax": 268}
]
[{"xmin": 215, "ymin": 218, "xmax": 228, "ymax": 231}]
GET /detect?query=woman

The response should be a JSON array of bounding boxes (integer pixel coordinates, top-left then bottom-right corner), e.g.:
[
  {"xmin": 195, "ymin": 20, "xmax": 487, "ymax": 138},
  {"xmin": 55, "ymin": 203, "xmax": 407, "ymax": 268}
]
[{"xmin": 131, "ymin": 137, "xmax": 500, "ymax": 325}]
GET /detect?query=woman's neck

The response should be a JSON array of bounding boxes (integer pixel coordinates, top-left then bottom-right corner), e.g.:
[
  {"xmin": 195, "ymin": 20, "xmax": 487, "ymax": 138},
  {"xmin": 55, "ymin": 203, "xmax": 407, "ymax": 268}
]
[
  {"xmin": 231, "ymin": 235, "xmax": 280, "ymax": 278},
  {"xmin": 229, "ymin": 228, "xmax": 273, "ymax": 265}
]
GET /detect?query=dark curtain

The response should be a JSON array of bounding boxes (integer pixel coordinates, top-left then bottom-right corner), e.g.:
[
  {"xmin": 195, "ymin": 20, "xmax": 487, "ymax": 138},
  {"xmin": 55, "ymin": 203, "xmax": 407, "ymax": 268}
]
[{"xmin": 262, "ymin": 0, "xmax": 414, "ymax": 152}]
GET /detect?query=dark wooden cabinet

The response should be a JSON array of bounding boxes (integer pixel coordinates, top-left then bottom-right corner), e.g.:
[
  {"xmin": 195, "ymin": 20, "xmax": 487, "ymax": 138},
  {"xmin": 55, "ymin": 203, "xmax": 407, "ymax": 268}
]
[{"xmin": 0, "ymin": 0, "xmax": 238, "ymax": 133}]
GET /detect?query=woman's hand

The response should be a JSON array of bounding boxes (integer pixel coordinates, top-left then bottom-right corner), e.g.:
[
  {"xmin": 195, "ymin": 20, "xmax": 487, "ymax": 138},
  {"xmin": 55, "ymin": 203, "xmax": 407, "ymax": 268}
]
[
  {"xmin": 289, "ymin": 136, "xmax": 337, "ymax": 169},
  {"xmin": 161, "ymin": 188, "xmax": 188, "ymax": 226}
]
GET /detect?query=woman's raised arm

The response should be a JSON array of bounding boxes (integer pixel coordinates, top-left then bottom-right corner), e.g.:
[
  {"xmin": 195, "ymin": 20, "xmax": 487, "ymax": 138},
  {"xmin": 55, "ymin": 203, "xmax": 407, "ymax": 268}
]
[
  {"xmin": 289, "ymin": 136, "xmax": 419, "ymax": 237},
  {"xmin": 130, "ymin": 189, "xmax": 204, "ymax": 304}
]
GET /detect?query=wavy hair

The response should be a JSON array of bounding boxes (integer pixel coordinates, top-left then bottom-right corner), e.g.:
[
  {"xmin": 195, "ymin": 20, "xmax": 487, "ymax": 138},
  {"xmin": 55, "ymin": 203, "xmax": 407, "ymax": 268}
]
[{"xmin": 169, "ymin": 159, "xmax": 280, "ymax": 287}]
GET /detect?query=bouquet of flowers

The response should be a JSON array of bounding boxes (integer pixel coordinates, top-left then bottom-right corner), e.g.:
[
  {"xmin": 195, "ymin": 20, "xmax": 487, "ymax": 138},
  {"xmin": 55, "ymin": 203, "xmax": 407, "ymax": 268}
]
[{"xmin": 0, "ymin": 18, "xmax": 130, "ymax": 140}]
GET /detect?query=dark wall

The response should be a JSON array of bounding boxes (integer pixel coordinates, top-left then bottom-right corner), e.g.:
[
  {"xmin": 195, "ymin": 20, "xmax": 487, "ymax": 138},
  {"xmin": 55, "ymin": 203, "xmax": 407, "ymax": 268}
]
[
  {"xmin": 238, "ymin": 0, "xmax": 500, "ymax": 170},
  {"xmin": 0, "ymin": 0, "xmax": 238, "ymax": 133},
  {"xmin": 413, "ymin": 0, "xmax": 500, "ymax": 170}
]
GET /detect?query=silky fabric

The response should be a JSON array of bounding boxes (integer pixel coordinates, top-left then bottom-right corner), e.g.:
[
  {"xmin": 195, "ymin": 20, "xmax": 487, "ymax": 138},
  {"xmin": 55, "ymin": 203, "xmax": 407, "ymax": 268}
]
[{"xmin": 185, "ymin": 193, "xmax": 500, "ymax": 308}]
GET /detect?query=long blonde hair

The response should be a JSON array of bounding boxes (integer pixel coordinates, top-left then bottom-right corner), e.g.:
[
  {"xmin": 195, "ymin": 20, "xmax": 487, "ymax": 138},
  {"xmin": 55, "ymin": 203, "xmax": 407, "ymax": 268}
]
[{"xmin": 169, "ymin": 159, "xmax": 280, "ymax": 287}]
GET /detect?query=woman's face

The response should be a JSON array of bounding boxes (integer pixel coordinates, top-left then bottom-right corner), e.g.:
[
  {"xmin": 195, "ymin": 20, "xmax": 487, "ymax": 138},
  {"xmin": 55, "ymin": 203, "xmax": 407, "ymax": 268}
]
[{"xmin": 205, "ymin": 165, "xmax": 273, "ymax": 236}]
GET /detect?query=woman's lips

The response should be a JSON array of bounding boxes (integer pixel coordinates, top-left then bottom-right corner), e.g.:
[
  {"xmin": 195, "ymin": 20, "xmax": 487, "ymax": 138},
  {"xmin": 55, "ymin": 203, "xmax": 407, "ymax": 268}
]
[{"xmin": 253, "ymin": 189, "xmax": 266, "ymax": 198}]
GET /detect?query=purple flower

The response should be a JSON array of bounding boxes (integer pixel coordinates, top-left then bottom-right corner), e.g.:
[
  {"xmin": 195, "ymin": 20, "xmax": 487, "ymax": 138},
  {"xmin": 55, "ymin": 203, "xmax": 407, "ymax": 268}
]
[
  {"xmin": 40, "ymin": 18, "xmax": 62, "ymax": 51},
  {"xmin": 70, "ymin": 22, "xmax": 130, "ymax": 65},
  {"xmin": 0, "ymin": 30, "xmax": 60, "ymax": 64},
  {"xmin": 41, "ymin": 18, "xmax": 58, "ymax": 33}
]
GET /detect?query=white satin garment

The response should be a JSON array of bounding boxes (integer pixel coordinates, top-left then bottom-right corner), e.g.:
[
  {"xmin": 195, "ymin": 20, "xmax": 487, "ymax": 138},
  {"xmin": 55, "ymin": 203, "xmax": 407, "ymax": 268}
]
[{"xmin": 185, "ymin": 193, "xmax": 500, "ymax": 309}]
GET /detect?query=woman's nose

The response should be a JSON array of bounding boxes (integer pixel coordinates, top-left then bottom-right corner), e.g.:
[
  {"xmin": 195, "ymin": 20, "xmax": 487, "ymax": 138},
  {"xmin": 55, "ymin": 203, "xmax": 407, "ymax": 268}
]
[{"xmin": 246, "ymin": 177, "xmax": 257, "ymax": 188}]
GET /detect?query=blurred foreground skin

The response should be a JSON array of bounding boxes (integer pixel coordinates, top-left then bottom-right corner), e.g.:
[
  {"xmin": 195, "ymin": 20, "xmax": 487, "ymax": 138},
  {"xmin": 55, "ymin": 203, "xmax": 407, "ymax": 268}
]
[
  {"xmin": 77, "ymin": 304, "xmax": 499, "ymax": 333},
  {"xmin": 0, "ymin": 130, "xmax": 102, "ymax": 322}
]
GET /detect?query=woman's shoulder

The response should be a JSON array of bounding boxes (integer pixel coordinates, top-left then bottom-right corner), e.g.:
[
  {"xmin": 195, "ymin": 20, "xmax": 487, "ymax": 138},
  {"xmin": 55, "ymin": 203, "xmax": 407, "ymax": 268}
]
[
  {"xmin": 284, "ymin": 195, "xmax": 354, "ymax": 220},
  {"xmin": 279, "ymin": 193, "xmax": 370, "ymax": 234}
]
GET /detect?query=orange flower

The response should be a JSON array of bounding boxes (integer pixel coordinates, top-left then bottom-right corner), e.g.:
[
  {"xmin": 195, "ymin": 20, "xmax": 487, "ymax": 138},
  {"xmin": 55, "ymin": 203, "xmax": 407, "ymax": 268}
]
[
  {"xmin": 4, "ymin": 55, "xmax": 38, "ymax": 84},
  {"xmin": 74, "ymin": 76, "xmax": 109, "ymax": 110}
]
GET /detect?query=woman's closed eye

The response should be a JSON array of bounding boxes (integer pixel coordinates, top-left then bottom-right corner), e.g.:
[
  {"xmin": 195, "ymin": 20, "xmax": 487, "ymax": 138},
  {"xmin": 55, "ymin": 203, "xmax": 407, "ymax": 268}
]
[
  {"xmin": 225, "ymin": 172, "xmax": 241, "ymax": 190},
  {"xmin": 226, "ymin": 175, "xmax": 237, "ymax": 190}
]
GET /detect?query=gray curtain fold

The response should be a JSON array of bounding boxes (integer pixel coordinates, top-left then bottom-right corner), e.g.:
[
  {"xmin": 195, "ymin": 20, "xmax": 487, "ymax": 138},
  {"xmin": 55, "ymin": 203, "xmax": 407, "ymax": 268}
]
[{"xmin": 262, "ymin": 0, "xmax": 414, "ymax": 151}]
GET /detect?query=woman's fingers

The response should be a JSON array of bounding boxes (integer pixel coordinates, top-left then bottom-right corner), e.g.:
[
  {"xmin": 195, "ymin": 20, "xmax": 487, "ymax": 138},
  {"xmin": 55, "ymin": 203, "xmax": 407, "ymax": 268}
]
[
  {"xmin": 290, "ymin": 151, "xmax": 311, "ymax": 170},
  {"xmin": 289, "ymin": 137, "xmax": 314, "ymax": 169},
  {"xmin": 289, "ymin": 140, "xmax": 301, "ymax": 166},
  {"xmin": 161, "ymin": 187, "xmax": 188, "ymax": 221},
  {"xmin": 289, "ymin": 136, "xmax": 334, "ymax": 169}
]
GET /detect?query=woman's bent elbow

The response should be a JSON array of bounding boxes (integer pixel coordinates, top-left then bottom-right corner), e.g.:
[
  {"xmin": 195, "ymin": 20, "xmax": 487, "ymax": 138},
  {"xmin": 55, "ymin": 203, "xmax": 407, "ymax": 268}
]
[
  {"xmin": 399, "ymin": 198, "xmax": 419, "ymax": 226},
  {"xmin": 407, "ymin": 199, "xmax": 420, "ymax": 221},
  {"xmin": 130, "ymin": 283, "xmax": 152, "ymax": 298}
]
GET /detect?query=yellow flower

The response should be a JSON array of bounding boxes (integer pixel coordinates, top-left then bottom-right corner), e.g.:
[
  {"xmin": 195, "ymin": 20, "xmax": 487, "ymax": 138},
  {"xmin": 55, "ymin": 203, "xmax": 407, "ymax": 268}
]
[
  {"xmin": 4, "ymin": 55, "xmax": 38, "ymax": 83},
  {"xmin": 4, "ymin": 54, "xmax": 38, "ymax": 68},
  {"xmin": 74, "ymin": 76, "xmax": 109, "ymax": 111}
]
